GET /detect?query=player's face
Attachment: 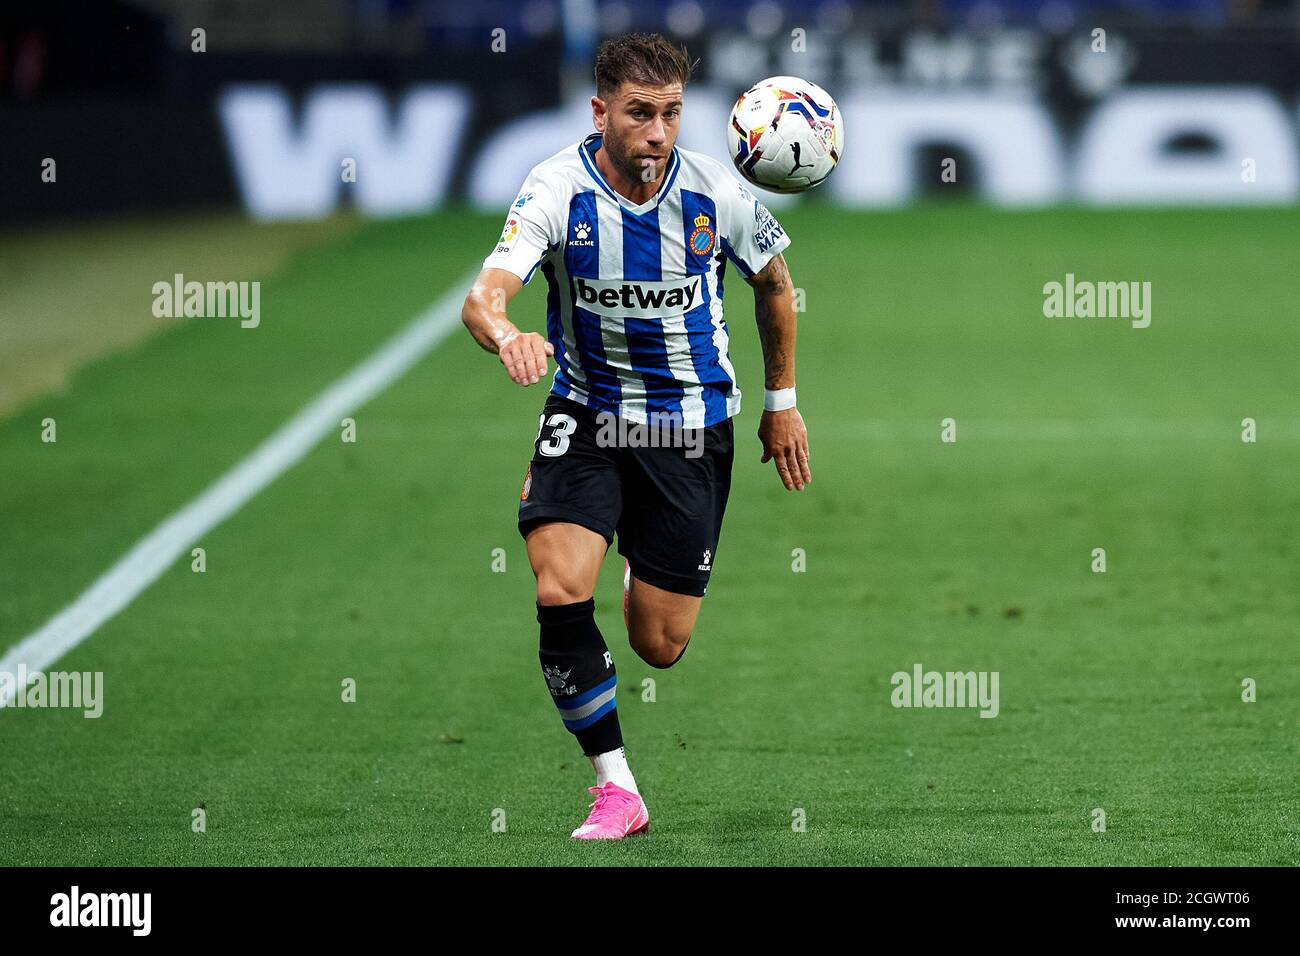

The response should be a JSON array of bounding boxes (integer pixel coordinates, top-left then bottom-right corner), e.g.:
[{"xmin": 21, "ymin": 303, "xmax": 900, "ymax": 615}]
[{"xmin": 593, "ymin": 82, "xmax": 683, "ymax": 185}]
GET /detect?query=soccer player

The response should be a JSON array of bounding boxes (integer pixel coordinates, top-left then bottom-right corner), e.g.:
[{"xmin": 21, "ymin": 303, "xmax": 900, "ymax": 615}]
[{"xmin": 460, "ymin": 33, "xmax": 811, "ymax": 839}]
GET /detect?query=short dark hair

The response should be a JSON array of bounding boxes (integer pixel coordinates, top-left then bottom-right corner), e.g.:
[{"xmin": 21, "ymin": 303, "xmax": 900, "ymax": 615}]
[{"xmin": 594, "ymin": 33, "xmax": 697, "ymax": 100}]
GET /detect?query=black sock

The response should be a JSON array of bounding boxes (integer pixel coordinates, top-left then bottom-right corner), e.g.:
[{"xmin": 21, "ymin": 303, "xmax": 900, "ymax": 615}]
[{"xmin": 537, "ymin": 598, "xmax": 622, "ymax": 756}]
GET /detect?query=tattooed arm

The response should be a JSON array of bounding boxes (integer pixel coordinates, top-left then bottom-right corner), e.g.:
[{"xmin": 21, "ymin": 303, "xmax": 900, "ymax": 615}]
[{"xmin": 746, "ymin": 253, "xmax": 811, "ymax": 491}]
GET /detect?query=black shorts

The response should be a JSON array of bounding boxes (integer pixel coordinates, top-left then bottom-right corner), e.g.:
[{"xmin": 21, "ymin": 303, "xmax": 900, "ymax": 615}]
[{"xmin": 518, "ymin": 394, "xmax": 734, "ymax": 597}]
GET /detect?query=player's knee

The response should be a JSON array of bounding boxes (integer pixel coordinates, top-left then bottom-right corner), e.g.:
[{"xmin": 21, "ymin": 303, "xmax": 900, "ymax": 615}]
[
  {"xmin": 534, "ymin": 571, "xmax": 592, "ymax": 607},
  {"xmin": 635, "ymin": 629, "xmax": 691, "ymax": 669},
  {"xmin": 645, "ymin": 637, "xmax": 690, "ymax": 669}
]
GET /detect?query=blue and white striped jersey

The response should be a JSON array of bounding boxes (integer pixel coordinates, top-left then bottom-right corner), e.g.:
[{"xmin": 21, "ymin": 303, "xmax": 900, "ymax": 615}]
[{"xmin": 483, "ymin": 133, "xmax": 790, "ymax": 428}]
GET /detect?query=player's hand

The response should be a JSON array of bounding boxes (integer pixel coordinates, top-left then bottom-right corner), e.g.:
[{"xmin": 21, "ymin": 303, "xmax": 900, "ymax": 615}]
[
  {"xmin": 758, "ymin": 408, "xmax": 811, "ymax": 491},
  {"xmin": 498, "ymin": 331, "xmax": 554, "ymax": 386}
]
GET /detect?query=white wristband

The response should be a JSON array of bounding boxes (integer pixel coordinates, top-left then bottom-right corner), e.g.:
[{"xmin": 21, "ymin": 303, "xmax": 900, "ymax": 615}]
[{"xmin": 763, "ymin": 387, "xmax": 796, "ymax": 412}]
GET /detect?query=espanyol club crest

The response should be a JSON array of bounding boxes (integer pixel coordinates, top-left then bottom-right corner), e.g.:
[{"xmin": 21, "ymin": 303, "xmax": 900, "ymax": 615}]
[{"xmin": 688, "ymin": 213, "xmax": 715, "ymax": 257}]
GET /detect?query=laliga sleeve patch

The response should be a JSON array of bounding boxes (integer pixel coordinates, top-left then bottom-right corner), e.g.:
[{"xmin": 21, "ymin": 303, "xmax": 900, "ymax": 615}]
[{"xmin": 495, "ymin": 216, "xmax": 521, "ymax": 255}]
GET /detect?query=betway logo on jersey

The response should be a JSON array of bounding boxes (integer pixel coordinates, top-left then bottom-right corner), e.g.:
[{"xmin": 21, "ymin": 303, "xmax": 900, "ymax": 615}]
[{"xmin": 574, "ymin": 275, "xmax": 701, "ymax": 318}]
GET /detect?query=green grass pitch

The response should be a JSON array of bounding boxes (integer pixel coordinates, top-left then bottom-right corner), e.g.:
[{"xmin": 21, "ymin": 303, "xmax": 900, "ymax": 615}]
[{"xmin": 1, "ymin": 205, "xmax": 1297, "ymax": 865}]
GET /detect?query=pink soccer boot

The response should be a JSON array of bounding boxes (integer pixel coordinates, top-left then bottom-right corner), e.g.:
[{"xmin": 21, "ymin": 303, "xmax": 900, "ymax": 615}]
[{"xmin": 571, "ymin": 781, "xmax": 650, "ymax": 840}]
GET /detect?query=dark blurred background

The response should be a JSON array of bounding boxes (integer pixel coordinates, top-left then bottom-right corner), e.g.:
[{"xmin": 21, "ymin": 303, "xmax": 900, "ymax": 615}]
[{"xmin": 3, "ymin": 0, "xmax": 1299, "ymax": 222}]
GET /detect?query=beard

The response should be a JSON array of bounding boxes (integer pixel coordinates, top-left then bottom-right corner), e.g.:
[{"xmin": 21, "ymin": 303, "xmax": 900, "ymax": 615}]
[{"xmin": 602, "ymin": 127, "xmax": 661, "ymax": 184}]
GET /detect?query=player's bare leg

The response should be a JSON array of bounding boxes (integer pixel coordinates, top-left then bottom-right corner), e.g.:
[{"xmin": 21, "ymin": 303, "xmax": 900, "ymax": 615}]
[
  {"xmin": 625, "ymin": 572, "xmax": 701, "ymax": 669},
  {"xmin": 526, "ymin": 521, "xmax": 605, "ymax": 605},
  {"xmin": 526, "ymin": 521, "xmax": 650, "ymax": 839}
]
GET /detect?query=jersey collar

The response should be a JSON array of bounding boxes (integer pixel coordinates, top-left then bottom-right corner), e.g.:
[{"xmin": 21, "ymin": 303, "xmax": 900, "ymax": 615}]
[{"xmin": 579, "ymin": 133, "xmax": 680, "ymax": 216}]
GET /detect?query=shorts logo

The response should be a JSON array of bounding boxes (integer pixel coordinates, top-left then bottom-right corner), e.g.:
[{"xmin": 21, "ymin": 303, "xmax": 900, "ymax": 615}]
[
  {"xmin": 520, "ymin": 463, "xmax": 532, "ymax": 501},
  {"xmin": 698, "ymin": 548, "xmax": 712, "ymax": 571},
  {"xmin": 688, "ymin": 213, "xmax": 715, "ymax": 257}
]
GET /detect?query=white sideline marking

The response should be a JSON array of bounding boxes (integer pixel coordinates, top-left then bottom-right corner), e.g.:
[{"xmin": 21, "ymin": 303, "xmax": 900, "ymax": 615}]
[{"xmin": 0, "ymin": 271, "xmax": 477, "ymax": 707}]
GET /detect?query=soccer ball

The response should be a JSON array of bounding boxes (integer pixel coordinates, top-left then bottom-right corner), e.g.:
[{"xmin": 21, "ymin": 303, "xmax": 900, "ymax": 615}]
[{"xmin": 727, "ymin": 76, "xmax": 844, "ymax": 194}]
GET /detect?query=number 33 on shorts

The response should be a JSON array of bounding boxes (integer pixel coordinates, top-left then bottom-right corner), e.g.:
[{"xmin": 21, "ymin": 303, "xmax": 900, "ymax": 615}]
[
  {"xmin": 536, "ymin": 412, "xmax": 577, "ymax": 458},
  {"xmin": 521, "ymin": 411, "xmax": 577, "ymax": 500}
]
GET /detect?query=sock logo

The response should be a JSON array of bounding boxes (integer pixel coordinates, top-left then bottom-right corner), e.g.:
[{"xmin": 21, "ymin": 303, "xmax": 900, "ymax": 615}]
[{"xmin": 544, "ymin": 665, "xmax": 575, "ymax": 696}]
